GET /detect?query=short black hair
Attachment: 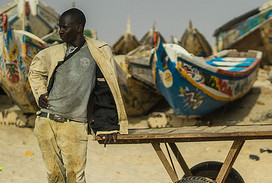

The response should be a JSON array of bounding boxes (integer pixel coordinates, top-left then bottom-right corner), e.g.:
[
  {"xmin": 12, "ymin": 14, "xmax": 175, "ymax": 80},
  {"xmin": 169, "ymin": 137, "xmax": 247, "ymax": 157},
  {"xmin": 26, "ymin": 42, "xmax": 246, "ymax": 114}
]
[{"xmin": 60, "ymin": 8, "xmax": 86, "ymax": 28}]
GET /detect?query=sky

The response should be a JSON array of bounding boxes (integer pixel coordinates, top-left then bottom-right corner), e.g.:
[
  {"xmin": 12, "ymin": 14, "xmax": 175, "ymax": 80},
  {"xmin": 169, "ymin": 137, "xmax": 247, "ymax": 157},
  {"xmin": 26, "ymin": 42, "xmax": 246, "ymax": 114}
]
[{"xmin": 0, "ymin": 0, "xmax": 269, "ymax": 47}]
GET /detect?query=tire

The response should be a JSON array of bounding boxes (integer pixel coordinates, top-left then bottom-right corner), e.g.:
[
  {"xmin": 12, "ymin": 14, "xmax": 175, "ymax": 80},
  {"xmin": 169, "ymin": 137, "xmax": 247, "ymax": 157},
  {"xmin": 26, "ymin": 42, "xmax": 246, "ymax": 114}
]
[
  {"xmin": 177, "ymin": 176, "xmax": 216, "ymax": 183},
  {"xmin": 186, "ymin": 161, "xmax": 244, "ymax": 183}
]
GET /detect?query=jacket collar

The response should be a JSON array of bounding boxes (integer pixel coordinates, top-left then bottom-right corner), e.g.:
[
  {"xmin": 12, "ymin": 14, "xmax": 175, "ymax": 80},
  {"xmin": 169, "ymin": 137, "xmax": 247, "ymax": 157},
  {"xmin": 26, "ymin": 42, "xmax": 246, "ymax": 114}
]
[{"xmin": 84, "ymin": 36, "xmax": 107, "ymax": 48}]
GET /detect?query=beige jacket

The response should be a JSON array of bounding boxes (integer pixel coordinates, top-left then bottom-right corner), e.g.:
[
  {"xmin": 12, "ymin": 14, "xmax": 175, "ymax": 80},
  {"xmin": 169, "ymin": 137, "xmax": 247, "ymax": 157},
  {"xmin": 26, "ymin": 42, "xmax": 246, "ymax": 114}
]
[{"xmin": 29, "ymin": 37, "xmax": 128, "ymax": 134}]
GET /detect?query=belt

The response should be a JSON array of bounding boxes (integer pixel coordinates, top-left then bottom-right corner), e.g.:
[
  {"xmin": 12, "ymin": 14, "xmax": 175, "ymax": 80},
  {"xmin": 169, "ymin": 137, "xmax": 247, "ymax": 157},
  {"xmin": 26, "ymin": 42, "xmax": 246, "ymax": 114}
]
[{"xmin": 39, "ymin": 112, "xmax": 69, "ymax": 122}]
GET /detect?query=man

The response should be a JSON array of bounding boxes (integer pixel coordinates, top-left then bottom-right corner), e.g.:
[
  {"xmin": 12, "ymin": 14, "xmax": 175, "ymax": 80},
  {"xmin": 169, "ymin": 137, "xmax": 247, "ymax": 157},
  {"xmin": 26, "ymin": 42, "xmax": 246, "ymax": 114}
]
[{"xmin": 29, "ymin": 8, "xmax": 128, "ymax": 183}]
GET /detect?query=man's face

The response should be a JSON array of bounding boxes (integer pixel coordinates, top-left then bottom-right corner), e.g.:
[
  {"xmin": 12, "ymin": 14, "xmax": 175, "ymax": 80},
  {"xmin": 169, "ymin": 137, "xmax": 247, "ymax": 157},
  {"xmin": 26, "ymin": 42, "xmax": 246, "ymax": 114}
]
[{"xmin": 58, "ymin": 15, "xmax": 79, "ymax": 44}]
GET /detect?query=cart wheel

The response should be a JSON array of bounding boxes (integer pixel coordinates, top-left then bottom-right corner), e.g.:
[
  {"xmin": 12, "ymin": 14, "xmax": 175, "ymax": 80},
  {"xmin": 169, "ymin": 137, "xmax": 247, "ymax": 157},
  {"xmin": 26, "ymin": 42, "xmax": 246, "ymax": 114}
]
[
  {"xmin": 177, "ymin": 176, "xmax": 216, "ymax": 183},
  {"xmin": 186, "ymin": 161, "xmax": 244, "ymax": 183}
]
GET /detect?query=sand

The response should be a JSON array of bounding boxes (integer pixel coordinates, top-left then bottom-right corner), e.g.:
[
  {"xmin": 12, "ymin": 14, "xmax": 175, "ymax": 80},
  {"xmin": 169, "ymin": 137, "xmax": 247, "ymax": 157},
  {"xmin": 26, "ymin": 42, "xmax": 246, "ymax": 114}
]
[{"xmin": 0, "ymin": 67, "xmax": 272, "ymax": 183}]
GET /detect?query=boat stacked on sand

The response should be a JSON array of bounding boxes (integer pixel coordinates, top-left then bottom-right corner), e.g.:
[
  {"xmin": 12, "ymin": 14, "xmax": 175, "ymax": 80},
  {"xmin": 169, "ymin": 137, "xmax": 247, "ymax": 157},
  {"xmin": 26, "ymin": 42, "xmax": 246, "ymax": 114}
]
[
  {"xmin": 0, "ymin": 13, "xmax": 46, "ymax": 113},
  {"xmin": 214, "ymin": 0, "xmax": 272, "ymax": 65},
  {"xmin": 0, "ymin": 0, "xmax": 58, "ymax": 115},
  {"xmin": 180, "ymin": 21, "xmax": 212, "ymax": 57},
  {"xmin": 113, "ymin": 20, "xmax": 163, "ymax": 116},
  {"xmin": 130, "ymin": 32, "xmax": 262, "ymax": 117}
]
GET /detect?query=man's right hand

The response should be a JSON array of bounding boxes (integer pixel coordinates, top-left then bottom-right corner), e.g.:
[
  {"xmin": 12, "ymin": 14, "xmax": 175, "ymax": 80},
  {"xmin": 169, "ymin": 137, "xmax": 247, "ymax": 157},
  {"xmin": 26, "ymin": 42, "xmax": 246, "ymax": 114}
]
[
  {"xmin": 98, "ymin": 133, "xmax": 119, "ymax": 147},
  {"xmin": 38, "ymin": 93, "xmax": 50, "ymax": 109}
]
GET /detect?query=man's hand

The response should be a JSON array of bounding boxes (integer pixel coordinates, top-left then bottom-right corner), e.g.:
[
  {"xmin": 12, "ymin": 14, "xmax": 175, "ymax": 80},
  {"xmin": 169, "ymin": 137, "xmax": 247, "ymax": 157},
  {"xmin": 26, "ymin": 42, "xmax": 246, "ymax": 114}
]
[
  {"xmin": 98, "ymin": 133, "xmax": 118, "ymax": 147},
  {"xmin": 38, "ymin": 93, "xmax": 50, "ymax": 109}
]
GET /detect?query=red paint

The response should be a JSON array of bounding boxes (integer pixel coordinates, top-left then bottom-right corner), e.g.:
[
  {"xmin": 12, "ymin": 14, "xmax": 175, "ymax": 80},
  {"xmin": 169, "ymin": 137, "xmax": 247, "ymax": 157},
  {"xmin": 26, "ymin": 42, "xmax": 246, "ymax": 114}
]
[
  {"xmin": 3, "ymin": 13, "xmax": 7, "ymax": 33},
  {"xmin": 25, "ymin": 1, "xmax": 31, "ymax": 17},
  {"xmin": 153, "ymin": 31, "xmax": 159, "ymax": 46},
  {"xmin": 218, "ymin": 78, "xmax": 232, "ymax": 96},
  {"xmin": 6, "ymin": 64, "xmax": 20, "ymax": 83},
  {"xmin": 216, "ymin": 58, "xmax": 260, "ymax": 78}
]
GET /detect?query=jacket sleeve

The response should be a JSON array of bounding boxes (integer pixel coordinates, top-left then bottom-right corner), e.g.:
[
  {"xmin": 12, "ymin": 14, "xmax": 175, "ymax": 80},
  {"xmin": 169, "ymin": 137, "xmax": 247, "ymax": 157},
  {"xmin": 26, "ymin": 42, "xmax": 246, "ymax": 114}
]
[{"xmin": 28, "ymin": 51, "xmax": 48, "ymax": 106}]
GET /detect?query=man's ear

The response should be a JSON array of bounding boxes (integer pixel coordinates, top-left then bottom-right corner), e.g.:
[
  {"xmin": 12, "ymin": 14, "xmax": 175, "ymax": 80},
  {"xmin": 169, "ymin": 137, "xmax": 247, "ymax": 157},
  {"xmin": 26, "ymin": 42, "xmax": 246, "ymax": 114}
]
[{"xmin": 77, "ymin": 24, "xmax": 83, "ymax": 33}]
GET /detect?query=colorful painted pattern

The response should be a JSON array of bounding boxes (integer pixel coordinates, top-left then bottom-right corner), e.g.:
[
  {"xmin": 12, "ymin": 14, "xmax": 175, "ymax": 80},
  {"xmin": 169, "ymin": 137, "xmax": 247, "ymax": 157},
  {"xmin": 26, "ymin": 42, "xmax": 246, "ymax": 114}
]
[
  {"xmin": 236, "ymin": 9, "xmax": 272, "ymax": 38},
  {"xmin": 153, "ymin": 37, "xmax": 260, "ymax": 116},
  {"xmin": 0, "ymin": 22, "xmax": 46, "ymax": 113},
  {"xmin": 218, "ymin": 9, "xmax": 272, "ymax": 49}
]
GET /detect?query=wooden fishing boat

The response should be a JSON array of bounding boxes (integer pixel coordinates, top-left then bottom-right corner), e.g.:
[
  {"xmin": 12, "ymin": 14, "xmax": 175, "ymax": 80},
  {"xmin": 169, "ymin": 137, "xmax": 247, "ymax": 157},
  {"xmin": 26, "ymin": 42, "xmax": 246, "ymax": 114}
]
[
  {"xmin": 0, "ymin": 0, "xmax": 59, "ymax": 38},
  {"xmin": 151, "ymin": 32, "xmax": 262, "ymax": 117},
  {"xmin": 114, "ymin": 45, "xmax": 163, "ymax": 116},
  {"xmin": 0, "ymin": 0, "xmax": 59, "ymax": 115},
  {"xmin": 180, "ymin": 21, "xmax": 212, "ymax": 57},
  {"xmin": 140, "ymin": 24, "xmax": 166, "ymax": 46},
  {"xmin": 113, "ymin": 21, "xmax": 163, "ymax": 116},
  {"xmin": 0, "ymin": 13, "xmax": 46, "ymax": 113},
  {"xmin": 112, "ymin": 16, "xmax": 140, "ymax": 55},
  {"xmin": 213, "ymin": 1, "xmax": 272, "ymax": 65}
]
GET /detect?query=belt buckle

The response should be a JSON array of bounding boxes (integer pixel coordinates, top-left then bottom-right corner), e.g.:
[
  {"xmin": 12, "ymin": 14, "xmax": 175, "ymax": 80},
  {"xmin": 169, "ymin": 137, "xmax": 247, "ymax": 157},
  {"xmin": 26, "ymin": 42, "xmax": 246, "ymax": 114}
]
[{"xmin": 54, "ymin": 114, "xmax": 65, "ymax": 122}]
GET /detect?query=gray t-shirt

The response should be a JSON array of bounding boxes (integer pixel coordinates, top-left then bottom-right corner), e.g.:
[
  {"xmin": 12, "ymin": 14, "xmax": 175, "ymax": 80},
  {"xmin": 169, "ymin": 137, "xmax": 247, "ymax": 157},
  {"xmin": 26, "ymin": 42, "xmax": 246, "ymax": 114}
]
[{"xmin": 42, "ymin": 43, "xmax": 96, "ymax": 122}]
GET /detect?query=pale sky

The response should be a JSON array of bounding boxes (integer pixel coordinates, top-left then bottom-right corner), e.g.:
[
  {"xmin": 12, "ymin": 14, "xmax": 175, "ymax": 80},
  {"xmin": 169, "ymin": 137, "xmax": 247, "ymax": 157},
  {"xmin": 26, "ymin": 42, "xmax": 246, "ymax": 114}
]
[{"xmin": 0, "ymin": 0, "xmax": 269, "ymax": 46}]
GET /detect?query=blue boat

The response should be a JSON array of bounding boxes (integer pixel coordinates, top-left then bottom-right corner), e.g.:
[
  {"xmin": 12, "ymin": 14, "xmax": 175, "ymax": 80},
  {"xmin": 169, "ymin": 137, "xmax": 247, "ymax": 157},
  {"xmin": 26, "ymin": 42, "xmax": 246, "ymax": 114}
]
[{"xmin": 151, "ymin": 32, "xmax": 262, "ymax": 117}]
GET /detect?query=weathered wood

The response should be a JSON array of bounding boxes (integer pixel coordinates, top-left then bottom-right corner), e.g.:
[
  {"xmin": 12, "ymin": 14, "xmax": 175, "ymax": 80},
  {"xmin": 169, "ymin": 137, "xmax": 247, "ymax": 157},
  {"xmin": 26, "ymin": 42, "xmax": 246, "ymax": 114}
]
[
  {"xmin": 151, "ymin": 143, "xmax": 179, "ymax": 183},
  {"xmin": 215, "ymin": 139, "xmax": 245, "ymax": 183},
  {"xmin": 96, "ymin": 125, "xmax": 272, "ymax": 144},
  {"xmin": 169, "ymin": 143, "xmax": 193, "ymax": 177},
  {"xmin": 180, "ymin": 21, "xmax": 212, "ymax": 57},
  {"xmin": 95, "ymin": 124, "xmax": 272, "ymax": 183}
]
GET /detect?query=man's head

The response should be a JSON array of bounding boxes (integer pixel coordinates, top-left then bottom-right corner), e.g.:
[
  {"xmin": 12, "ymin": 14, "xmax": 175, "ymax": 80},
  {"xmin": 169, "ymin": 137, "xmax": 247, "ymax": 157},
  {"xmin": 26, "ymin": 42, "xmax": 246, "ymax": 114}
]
[{"xmin": 59, "ymin": 8, "xmax": 86, "ymax": 45}]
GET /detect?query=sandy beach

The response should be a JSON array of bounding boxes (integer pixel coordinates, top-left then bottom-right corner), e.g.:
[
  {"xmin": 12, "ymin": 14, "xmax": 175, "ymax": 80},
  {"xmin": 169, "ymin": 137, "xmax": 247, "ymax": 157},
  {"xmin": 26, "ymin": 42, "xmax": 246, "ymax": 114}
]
[{"xmin": 0, "ymin": 66, "xmax": 272, "ymax": 183}]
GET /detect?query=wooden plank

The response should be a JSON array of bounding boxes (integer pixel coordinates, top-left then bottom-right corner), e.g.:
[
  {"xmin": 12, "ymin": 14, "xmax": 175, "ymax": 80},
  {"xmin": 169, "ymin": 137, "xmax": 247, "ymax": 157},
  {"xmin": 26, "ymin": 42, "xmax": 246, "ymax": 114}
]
[
  {"xmin": 96, "ymin": 124, "xmax": 272, "ymax": 144},
  {"xmin": 97, "ymin": 133, "xmax": 272, "ymax": 144},
  {"xmin": 169, "ymin": 126, "xmax": 200, "ymax": 132},
  {"xmin": 169, "ymin": 143, "xmax": 193, "ymax": 177},
  {"xmin": 152, "ymin": 143, "xmax": 179, "ymax": 183},
  {"xmin": 218, "ymin": 125, "xmax": 272, "ymax": 133},
  {"xmin": 171, "ymin": 126, "xmax": 227, "ymax": 134},
  {"xmin": 127, "ymin": 124, "xmax": 272, "ymax": 135},
  {"xmin": 215, "ymin": 139, "xmax": 245, "ymax": 183},
  {"xmin": 128, "ymin": 128, "xmax": 178, "ymax": 134}
]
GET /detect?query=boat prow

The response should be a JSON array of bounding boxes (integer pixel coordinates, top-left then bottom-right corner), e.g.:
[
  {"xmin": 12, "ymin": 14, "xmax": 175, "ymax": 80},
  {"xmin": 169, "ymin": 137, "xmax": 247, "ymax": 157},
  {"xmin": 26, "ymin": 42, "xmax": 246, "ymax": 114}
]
[
  {"xmin": 153, "ymin": 32, "xmax": 262, "ymax": 116},
  {"xmin": 0, "ymin": 13, "xmax": 47, "ymax": 113}
]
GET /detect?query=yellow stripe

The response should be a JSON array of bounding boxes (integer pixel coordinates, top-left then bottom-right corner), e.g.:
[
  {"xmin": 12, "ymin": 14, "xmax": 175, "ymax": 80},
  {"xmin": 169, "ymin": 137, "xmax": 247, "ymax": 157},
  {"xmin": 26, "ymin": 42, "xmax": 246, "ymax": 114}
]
[
  {"xmin": 179, "ymin": 70, "xmax": 252, "ymax": 101},
  {"xmin": 23, "ymin": 43, "xmax": 26, "ymax": 58}
]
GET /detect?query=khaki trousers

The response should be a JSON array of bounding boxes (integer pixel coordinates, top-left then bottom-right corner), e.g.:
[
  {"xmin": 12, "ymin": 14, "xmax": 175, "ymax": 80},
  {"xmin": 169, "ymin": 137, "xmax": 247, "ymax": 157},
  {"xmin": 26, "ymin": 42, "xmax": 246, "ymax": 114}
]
[{"xmin": 34, "ymin": 116, "xmax": 88, "ymax": 183}]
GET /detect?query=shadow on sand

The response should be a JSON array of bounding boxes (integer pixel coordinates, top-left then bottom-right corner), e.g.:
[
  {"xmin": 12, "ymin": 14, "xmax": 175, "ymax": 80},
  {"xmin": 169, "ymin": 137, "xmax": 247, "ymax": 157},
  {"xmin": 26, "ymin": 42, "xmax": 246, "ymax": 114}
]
[{"xmin": 203, "ymin": 87, "xmax": 261, "ymax": 126}]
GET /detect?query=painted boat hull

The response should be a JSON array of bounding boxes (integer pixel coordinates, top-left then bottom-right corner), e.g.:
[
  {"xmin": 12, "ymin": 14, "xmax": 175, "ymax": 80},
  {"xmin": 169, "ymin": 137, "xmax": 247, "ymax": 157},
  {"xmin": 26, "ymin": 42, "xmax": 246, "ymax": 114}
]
[
  {"xmin": 214, "ymin": 3, "xmax": 272, "ymax": 64},
  {"xmin": 153, "ymin": 41, "xmax": 262, "ymax": 117},
  {"xmin": 0, "ymin": 0, "xmax": 59, "ymax": 38},
  {"xmin": 114, "ymin": 54, "xmax": 162, "ymax": 116},
  {"xmin": 0, "ymin": 27, "xmax": 46, "ymax": 113}
]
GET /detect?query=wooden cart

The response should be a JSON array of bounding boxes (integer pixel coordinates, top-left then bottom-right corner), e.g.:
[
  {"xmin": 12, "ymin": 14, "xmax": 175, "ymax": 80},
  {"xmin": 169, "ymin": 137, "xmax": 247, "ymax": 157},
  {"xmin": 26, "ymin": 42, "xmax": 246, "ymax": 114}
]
[{"xmin": 96, "ymin": 124, "xmax": 272, "ymax": 183}]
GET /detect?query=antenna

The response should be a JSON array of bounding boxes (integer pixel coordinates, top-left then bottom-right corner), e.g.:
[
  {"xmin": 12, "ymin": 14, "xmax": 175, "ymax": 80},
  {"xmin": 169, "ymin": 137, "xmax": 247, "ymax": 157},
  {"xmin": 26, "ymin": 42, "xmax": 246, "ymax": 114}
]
[{"xmin": 72, "ymin": 1, "xmax": 76, "ymax": 8}]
